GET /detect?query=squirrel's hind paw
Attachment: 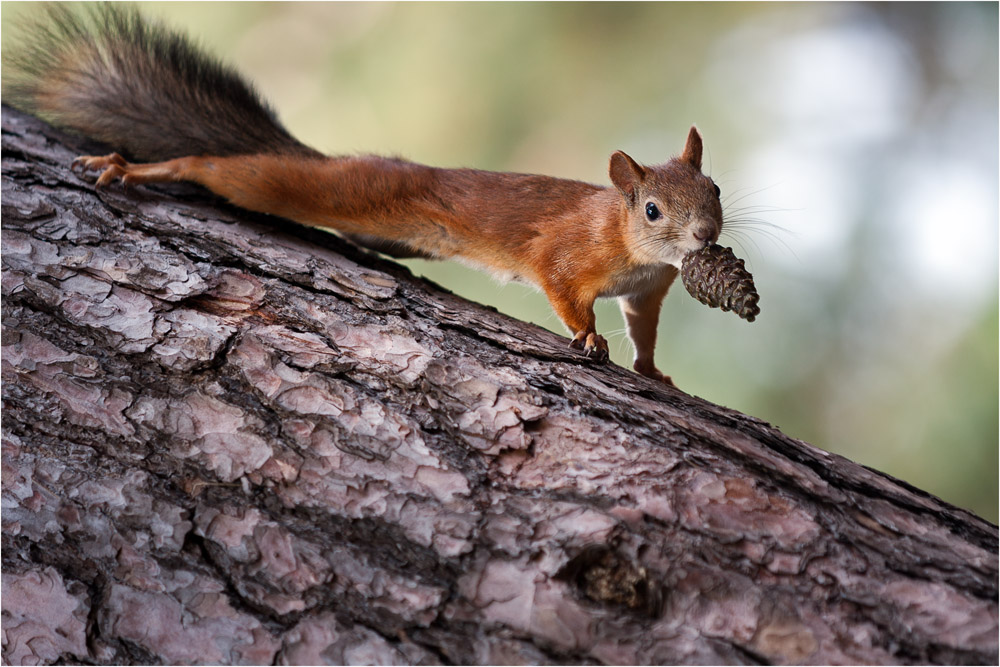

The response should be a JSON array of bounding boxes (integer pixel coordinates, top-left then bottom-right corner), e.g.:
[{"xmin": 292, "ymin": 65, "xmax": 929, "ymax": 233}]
[
  {"xmin": 72, "ymin": 153, "xmax": 129, "ymax": 188},
  {"xmin": 570, "ymin": 331, "xmax": 609, "ymax": 362}
]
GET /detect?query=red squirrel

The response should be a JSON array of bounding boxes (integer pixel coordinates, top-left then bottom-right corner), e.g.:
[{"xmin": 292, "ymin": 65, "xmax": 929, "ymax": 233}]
[{"xmin": 6, "ymin": 5, "xmax": 724, "ymax": 385}]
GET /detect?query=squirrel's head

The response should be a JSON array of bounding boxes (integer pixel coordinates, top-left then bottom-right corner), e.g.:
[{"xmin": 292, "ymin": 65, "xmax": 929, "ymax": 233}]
[{"xmin": 609, "ymin": 126, "xmax": 723, "ymax": 268}]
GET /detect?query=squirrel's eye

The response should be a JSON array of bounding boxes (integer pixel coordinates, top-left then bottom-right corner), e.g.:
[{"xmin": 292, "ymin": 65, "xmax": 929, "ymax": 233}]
[
  {"xmin": 713, "ymin": 183, "xmax": 721, "ymax": 198},
  {"xmin": 645, "ymin": 202, "xmax": 661, "ymax": 221}
]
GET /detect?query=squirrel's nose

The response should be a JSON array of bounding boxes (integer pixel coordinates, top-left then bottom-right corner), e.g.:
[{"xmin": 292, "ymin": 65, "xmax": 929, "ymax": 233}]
[{"xmin": 693, "ymin": 228, "xmax": 712, "ymax": 242}]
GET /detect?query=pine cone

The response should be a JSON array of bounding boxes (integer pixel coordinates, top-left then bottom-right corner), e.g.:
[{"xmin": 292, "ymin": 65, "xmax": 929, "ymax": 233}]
[{"xmin": 680, "ymin": 245, "xmax": 760, "ymax": 322}]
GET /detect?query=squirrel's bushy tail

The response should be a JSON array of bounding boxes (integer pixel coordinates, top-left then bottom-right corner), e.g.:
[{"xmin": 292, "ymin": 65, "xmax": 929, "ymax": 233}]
[{"xmin": 3, "ymin": 4, "xmax": 318, "ymax": 161}]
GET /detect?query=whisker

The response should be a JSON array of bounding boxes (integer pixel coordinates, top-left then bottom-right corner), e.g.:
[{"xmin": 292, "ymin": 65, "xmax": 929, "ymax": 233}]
[
  {"xmin": 634, "ymin": 228, "xmax": 685, "ymax": 248},
  {"xmin": 720, "ymin": 226, "xmax": 798, "ymax": 261},
  {"xmin": 602, "ymin": 326, "xmax": 629, "ymax": 338},
  {"xmin": 724, "ymin": 204, "xmax": 798, "ymax": 218},
  {"xmin": 725, "ymin": 221, "xmax": 790, "ymax": 237},
  {"xmin": 594, "ymin": 325, "xmax": 631, "ymax": 357},
  {"xmin": 634, "ymin": 234, "xmax": 683, "ymax": 254},
  {"xmin": 720, "ymin": 229, "xmax": 765, "ymax": 262},
  {"xmin": 724, "ymin": 219, "xmax": 795, "ymax": 244}
]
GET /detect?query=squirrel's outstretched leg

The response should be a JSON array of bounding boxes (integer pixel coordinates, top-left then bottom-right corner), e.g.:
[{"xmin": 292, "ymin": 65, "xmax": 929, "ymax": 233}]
[
  {"xmin": 73, "ymin": 153, "xmax": 195, "ymax": 188},
  {"xmin": 72, "ymin": 153, "xmax": 332, "ymax": 225}
]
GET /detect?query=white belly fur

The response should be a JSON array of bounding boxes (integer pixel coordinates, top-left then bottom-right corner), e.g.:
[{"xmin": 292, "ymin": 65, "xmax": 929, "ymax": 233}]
[{"xmin": 599, "ymin": 263, "xmax": 676, "ymax": 298}]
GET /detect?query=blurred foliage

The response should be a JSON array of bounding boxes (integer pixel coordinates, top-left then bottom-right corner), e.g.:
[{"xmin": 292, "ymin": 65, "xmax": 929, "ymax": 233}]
[{"xmin": 3, "ymin": 2, "xmax": 996, "ymax": 522}]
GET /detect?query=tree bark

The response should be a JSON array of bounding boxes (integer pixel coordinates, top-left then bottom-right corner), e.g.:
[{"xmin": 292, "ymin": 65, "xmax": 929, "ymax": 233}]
[{"xmin": 2, "ymin": 106, "xmax": 997, "ymax": 666}]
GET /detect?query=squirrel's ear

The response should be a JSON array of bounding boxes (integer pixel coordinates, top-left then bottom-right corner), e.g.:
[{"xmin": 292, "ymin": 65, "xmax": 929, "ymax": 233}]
[
  {"xmin": 609, "ymin": 150, "xmax": 646, "ymax": 206},
  {"xmin": 681, "ymin": 126, "xmax": 703, "ymax": 170}
]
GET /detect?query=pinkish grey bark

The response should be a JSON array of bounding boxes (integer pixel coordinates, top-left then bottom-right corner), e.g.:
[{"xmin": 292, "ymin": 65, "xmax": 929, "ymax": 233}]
[{"xmin": 2, "ymin": 108, "xmax": 997, "ymax": 665}]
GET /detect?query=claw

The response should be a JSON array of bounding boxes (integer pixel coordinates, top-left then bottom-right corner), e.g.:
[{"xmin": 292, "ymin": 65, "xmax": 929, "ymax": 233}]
[
  {"xmin": 71, "ymin": 153, "xmax": 129, "ymax": 187},
  {"xmin": 570, "ymin": 331, "xmax": 609, "ymax": 362}
]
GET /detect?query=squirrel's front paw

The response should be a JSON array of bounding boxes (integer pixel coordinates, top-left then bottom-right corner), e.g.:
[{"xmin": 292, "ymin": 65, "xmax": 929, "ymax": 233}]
[
  {"xmin": 570, "ymin": 331, "xmax": 609, "ymax": 361},
  {"xmin": 72, "ymin": 153, "xmax": 129, "ymax": 187}
]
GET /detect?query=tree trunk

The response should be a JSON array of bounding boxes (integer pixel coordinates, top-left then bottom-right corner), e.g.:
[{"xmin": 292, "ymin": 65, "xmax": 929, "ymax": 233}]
[{"xmin": 2, "ymin": 106, "xmax": 996, "ymax": 666}]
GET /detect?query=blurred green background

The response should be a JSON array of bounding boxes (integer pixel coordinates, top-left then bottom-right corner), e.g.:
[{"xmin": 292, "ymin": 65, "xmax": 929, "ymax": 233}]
[{"xmin": 3, "ymin": 2, "xmax": 997, "ymax": 522}]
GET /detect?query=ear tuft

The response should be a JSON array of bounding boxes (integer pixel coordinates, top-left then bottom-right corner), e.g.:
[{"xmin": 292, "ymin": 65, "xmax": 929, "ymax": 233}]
[
  {"xmin": 609, "ymin": 151, "xmax": 646, "ymax": 206},
  {"xmin": 681, "ymin": 126, "xmax": 703, "ymax": 170}
]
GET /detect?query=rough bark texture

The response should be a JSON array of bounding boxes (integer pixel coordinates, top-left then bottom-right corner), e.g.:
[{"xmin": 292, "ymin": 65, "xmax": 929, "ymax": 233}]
[{"xmin": 2, "ymin": 106, "xmax": 997, "ymax": 666}]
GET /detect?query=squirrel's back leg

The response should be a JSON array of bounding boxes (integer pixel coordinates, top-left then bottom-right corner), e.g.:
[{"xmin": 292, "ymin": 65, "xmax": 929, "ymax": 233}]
[
  {"xmin": 73, "ymin": 153, "xmax": 196, "ymax": 188},
  {"xmin": 72, "ymin": 152, "xmax": 318, "ymax": 222},
  {"xmin": 71, "ymin": 152, "xmax": 439, "ymax": 259}
]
